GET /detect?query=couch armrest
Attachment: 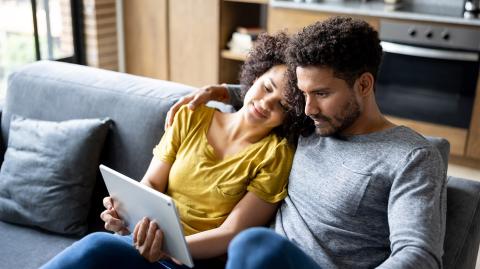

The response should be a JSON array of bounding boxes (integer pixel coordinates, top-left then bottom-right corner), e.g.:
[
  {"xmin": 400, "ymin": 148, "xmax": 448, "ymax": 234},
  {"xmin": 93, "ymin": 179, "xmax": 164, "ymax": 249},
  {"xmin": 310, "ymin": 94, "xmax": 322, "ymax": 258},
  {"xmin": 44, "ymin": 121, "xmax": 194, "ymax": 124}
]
[
  {"xmin": 443, "ymin": 176, "xmax": 480, "ymax": 269},
  {"xmin": 0, "ymin": 103, "xmax": 4, "ymax": 164}
]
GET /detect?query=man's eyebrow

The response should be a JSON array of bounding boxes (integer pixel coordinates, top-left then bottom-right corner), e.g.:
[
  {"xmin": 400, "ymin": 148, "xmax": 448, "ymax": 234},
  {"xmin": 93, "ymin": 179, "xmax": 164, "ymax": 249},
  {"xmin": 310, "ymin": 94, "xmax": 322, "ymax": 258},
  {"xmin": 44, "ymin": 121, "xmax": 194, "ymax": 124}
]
[
  {"xmin": 268, "ymin": 78, "xmax": 277, "ymax": 89},
  {"xmin": 311, "ymin": 87, "xmax": 330, "ymax": 92}
]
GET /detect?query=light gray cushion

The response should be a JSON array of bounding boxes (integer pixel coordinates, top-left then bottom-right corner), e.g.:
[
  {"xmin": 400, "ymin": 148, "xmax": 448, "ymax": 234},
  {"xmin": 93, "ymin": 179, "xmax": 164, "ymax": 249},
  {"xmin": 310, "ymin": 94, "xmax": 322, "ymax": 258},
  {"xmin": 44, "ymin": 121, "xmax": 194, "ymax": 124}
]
[{"xmin": 0, "ymin": 115, "xmax": 110, "ymax": 236}]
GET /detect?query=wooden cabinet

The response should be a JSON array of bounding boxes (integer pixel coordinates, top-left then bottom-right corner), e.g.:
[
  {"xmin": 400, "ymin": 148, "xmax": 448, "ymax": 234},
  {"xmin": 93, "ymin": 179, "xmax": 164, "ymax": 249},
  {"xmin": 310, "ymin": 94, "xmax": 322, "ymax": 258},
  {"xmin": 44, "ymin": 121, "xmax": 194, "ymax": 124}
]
[
  {"xmin": 169, "ymin": 0, "xmax": 219, "ymax": 87},
  {"xmin": 124, "ymin": 0, "xmax": 168, "ymax": 80},
  {"xmin": 219, "ymin": 0, "xmax": 267, "ymax": 83},
  {"xmin": 124, "ymin": 0, "xmax": 265, "ymax": 87}
]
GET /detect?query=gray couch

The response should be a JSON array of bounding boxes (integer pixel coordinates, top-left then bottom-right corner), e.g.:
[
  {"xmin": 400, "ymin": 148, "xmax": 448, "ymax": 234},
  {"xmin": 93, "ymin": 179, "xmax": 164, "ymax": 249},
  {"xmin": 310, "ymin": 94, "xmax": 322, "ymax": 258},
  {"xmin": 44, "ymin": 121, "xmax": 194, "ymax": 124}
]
[{"xmin": 0, "ymin": 61, "xmax": 479, "ymax": 269}]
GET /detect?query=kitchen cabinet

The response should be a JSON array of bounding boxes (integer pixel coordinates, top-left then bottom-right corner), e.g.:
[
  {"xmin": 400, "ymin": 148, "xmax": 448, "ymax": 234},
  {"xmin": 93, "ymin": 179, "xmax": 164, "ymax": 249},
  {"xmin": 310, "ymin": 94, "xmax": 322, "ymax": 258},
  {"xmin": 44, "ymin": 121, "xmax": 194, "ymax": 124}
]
[
  {"xmin": 122, "ymin": 1, "xmax": 480, "ymax": 161},
  {"xmin": 268, "ymin": 6, "xmax": 379, "ymax": 33}
]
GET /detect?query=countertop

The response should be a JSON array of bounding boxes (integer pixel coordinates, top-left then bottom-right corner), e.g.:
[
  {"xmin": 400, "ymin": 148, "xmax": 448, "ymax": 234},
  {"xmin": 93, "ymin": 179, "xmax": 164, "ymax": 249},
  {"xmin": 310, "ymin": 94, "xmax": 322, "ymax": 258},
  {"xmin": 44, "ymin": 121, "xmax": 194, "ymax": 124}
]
[{"xmin": 270, "ymin": 0, "xmax": 480, "ymax": 27}]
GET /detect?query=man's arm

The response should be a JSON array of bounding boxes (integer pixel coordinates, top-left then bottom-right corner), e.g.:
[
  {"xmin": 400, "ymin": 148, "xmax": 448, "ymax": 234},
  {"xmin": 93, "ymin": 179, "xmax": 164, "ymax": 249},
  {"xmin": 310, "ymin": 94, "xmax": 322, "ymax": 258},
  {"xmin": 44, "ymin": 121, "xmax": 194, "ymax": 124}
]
[
  {"xmin": 165, "ymin": 84, "xmax": 243, "ymax": 129},
  {"xmin": 378, "ymin": 147, "xmax": 447, "ymax": 269},
  {"xmin": 224, "ymin": 84, "xmax": 243, "ymax": 110}
]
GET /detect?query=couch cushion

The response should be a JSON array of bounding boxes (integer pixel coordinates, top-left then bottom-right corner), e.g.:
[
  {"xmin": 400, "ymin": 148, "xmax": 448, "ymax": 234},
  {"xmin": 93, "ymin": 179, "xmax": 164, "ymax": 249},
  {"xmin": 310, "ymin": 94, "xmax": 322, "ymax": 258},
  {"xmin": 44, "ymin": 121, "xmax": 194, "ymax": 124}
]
[
  {"xmin": 443, "ymin": 176, "xmax": 480, "ymax": 269},
  {"xmin": 0, "ymin": 116, "xmax": 110, "ymax": 235},
  {"xmin": 0, "ymin": 221, "xmax": 78, "ymax": 269},
  {"xmin": 424, "ymin": 136, "xmax": 450, "ymax": 171}
]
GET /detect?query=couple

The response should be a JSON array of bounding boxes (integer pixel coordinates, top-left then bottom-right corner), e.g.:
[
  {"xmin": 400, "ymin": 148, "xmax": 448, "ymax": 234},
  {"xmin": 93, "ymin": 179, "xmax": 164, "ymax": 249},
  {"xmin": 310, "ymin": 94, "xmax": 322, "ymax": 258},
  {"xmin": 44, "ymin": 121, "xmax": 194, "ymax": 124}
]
[{"xmin": 43, "ymin": 17, "xmax": 446, "ymax": 269}]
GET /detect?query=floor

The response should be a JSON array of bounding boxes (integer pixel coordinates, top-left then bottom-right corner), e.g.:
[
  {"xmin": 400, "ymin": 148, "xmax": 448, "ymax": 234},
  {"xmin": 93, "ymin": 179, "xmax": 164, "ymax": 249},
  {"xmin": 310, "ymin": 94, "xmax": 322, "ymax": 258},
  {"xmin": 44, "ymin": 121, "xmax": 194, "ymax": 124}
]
[{"xmin": 447, "ymin": 158, "xmax": 480, "ymax": 269}]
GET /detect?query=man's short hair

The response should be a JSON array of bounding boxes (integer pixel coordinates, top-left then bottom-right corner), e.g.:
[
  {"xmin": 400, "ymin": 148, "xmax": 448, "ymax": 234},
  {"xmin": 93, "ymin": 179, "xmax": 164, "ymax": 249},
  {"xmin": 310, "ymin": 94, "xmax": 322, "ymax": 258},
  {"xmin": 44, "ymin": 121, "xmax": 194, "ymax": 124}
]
[{"xmin": 287, "ymin": 16, "xmax": 383, "ymax": 88}]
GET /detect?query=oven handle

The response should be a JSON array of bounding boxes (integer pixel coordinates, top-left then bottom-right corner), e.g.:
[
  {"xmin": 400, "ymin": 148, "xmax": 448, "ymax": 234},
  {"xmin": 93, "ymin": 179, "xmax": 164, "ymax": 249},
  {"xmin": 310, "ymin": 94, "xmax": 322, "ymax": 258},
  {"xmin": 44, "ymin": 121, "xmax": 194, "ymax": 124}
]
[{"xmin": 381, "ymin": 41, "xmax": 479, "ymax": 62}]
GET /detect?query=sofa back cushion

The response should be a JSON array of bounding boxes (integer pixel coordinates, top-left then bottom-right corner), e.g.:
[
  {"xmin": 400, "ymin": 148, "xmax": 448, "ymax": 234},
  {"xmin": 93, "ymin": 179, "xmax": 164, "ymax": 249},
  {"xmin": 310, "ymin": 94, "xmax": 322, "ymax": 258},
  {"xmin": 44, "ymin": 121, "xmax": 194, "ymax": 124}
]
[{"xmin": 3, "ymin": 61, "xmax": 194, "ymax": 230}]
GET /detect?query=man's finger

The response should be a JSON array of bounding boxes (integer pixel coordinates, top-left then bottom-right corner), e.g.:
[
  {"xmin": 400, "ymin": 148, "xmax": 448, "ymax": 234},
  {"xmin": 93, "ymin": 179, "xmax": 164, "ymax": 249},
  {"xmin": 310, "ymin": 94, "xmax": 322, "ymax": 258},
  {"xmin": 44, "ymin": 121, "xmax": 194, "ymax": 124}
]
[
  {"xmin": 189, "ymin": 93, "xmax": 208, "ymax": 110},
  {"xmin": 166, "ymin": 95, "xmax": 197, "ymax": 128}
]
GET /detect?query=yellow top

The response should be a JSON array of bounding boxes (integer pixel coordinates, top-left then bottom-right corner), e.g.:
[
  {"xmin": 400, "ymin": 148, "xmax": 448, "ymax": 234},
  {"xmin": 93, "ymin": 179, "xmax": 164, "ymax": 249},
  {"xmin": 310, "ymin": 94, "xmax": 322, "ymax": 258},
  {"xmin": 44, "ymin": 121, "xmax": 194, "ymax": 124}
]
[{"xmin": 153, "ymin": 105, "xmax": 294, "ymax": 235}]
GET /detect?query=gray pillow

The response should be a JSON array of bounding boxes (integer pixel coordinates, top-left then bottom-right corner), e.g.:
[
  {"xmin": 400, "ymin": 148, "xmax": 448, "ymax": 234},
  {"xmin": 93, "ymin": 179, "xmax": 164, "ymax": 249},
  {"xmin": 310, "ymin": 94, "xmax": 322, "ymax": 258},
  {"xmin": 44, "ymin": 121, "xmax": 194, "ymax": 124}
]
[{"xmin": 0, "ymin": 115, "xmax": 111, "ymax": 236}]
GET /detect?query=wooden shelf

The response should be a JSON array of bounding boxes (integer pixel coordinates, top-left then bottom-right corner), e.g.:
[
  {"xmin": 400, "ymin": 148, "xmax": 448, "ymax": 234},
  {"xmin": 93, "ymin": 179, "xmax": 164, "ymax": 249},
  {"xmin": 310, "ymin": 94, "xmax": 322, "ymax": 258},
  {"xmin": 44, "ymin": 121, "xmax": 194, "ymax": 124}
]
[
  {"xmin": 386, "ymin": 115, "xmax": 468, "ymax": 156},
  {"xmin": 221, "ymin": 50, "xmax": 247, "ymax": 61},
  {"xmin": 224, "ymin": 0, "xmax": 268, "ymax": 4}
]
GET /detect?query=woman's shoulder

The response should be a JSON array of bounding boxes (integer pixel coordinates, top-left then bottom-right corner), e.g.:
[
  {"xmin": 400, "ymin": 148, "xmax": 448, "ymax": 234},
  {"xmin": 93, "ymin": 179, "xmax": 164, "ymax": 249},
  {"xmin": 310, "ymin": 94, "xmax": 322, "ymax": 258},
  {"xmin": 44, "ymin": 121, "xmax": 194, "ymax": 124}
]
[
  {"xmin": 176, "ymin": 104, "xmax": 215, "ymax": 120},
  {"xmin": 173, "ymin": 104, "xmax": 216, "ymax": 131},
  {"xmin": 262, "ymin": 134, "xmax": 294, "ymax": 154}
]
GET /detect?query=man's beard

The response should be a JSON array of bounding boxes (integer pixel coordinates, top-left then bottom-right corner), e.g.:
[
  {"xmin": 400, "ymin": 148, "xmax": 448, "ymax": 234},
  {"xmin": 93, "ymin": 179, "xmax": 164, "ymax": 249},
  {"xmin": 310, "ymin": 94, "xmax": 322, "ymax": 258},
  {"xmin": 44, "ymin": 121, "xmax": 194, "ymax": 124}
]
[{"xmin": 310, "ymin": 97, "xmax": 361, "ymax": 137}]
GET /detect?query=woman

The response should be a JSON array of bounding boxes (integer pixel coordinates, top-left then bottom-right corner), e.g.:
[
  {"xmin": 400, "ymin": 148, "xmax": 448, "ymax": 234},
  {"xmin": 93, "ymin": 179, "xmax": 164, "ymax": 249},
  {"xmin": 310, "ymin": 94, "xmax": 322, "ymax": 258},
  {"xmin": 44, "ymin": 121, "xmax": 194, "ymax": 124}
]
[{"xmin": 41, "ymin": 32, "xmax": 304, "ymax": 269}]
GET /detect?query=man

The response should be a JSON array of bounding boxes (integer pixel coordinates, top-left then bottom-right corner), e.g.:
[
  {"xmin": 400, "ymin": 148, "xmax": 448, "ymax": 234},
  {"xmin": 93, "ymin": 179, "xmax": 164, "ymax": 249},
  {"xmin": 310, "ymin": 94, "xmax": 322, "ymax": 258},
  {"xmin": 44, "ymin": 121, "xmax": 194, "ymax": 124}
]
[{"xmin": 168, "ymin": 17, "xmax": 446, "ymax": 269}]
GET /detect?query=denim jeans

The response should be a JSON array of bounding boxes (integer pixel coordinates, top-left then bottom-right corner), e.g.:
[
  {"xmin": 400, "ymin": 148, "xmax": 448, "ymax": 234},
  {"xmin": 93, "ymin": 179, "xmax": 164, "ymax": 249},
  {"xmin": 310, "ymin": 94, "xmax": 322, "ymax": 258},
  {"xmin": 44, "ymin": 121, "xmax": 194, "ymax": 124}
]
[
  {"xmin": 40, "ymin": 232, "xmax": 224, "ymax": 269},
  {"xmin": 226, "ymin": 227, "xmax": 321, "ymax": 269}
]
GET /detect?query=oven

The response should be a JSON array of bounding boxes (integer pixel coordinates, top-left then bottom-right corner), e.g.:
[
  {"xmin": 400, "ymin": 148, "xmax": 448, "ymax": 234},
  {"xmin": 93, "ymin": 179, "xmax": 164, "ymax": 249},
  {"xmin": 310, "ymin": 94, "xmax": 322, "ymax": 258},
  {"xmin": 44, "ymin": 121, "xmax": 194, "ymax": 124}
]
[{"xmin": 376, "ymin": 20, "xmax": 480, "ymax": 129}]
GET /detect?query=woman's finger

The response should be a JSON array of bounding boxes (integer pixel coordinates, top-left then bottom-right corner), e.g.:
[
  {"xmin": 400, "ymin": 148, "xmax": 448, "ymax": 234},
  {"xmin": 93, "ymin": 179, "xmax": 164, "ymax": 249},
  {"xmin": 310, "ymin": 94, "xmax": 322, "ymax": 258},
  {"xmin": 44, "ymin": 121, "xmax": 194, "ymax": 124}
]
[
  {"xmin": 141, "ymin": 221, "xmax": 158, "ymax": 255},
  {"xmin": 150, "ymin": 229, "xmax": 165, "ymax": 261},
  {"xmin": 136, "ymin": 217, "xmax": 150, "ymax": 246},
  {"xmin": 102, "ymin": 196, "xmax": 113, "ymax": 209}
]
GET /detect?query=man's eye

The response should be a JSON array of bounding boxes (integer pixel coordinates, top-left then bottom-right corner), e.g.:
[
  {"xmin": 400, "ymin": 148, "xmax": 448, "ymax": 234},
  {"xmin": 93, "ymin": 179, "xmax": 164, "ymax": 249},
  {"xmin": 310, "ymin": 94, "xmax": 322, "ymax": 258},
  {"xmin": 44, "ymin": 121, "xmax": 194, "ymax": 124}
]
[{"xmin": 315, "ymin": 92, "xmax": 329, "ymax": 97}]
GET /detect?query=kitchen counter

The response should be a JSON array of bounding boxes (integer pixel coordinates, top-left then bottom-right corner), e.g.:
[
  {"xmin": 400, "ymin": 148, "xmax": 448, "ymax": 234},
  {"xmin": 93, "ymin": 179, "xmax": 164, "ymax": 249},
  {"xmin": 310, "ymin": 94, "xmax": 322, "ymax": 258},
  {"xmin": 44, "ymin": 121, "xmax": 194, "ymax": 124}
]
[{"xmin": 270, "ymin": 0, "xmax": 480, "ymax": 27}]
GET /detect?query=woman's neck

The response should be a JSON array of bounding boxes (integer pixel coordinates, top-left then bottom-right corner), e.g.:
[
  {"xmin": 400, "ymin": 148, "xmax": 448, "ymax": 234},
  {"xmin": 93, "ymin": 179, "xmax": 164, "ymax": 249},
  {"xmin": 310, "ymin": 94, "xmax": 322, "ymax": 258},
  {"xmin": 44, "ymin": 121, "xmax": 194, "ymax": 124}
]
[{"xmin": 215, "ymin": 108, "xmax": 273, "ymax": 144}]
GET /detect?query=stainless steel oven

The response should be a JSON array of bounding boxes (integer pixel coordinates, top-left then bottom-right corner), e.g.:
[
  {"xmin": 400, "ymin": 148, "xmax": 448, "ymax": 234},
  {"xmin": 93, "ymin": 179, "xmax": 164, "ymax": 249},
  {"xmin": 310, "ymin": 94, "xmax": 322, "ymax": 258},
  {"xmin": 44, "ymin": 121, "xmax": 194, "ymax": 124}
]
[{"xmin": 376, "ymin": 20, "xmax": 480, "ymax": 128}]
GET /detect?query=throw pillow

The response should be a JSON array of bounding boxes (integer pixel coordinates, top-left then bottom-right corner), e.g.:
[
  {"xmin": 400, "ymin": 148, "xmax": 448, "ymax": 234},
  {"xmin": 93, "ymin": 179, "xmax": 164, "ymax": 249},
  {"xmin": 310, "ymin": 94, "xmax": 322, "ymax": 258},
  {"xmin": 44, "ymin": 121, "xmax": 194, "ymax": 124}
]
[{"xmin": 0, "ymin": 115, "xmax": 111, "ymax": 236}]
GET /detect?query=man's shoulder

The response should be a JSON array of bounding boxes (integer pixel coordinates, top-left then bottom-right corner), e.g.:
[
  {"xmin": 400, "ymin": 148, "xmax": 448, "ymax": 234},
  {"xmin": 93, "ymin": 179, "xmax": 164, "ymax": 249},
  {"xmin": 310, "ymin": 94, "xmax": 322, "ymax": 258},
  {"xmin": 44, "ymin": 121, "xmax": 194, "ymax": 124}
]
[{"xmin": 296, "ymin": 126, "xmax": 442, "ymax": 163}]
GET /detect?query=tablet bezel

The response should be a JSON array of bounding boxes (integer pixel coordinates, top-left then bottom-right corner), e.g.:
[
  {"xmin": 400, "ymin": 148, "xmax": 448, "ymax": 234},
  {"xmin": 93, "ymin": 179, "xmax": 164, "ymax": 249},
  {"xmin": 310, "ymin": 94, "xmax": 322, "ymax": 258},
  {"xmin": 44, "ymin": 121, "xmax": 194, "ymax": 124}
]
[{"xmin": 99, "ymin": 164, "xmax": 194, "ymax": 268}]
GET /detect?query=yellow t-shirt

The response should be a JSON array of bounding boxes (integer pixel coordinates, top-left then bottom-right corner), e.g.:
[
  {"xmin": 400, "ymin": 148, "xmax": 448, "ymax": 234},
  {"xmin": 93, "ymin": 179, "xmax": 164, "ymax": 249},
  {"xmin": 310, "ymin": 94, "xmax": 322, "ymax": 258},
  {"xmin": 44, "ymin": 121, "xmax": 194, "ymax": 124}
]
[{"xmin": 153, "ymin": 105, "xmax": 294, "ymax": 235}]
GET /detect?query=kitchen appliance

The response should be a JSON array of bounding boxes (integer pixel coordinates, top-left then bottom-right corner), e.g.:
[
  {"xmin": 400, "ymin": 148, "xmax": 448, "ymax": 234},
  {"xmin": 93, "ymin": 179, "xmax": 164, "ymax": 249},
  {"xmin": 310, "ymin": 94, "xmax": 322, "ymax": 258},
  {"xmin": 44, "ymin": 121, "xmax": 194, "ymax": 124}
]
[
  {"xmin": 465, "ymin": 0, "xmax": 480, "ymax": 13},
  {"xmin": 376, "ymin": 20, "xmax": 480, "ymax": 128}
]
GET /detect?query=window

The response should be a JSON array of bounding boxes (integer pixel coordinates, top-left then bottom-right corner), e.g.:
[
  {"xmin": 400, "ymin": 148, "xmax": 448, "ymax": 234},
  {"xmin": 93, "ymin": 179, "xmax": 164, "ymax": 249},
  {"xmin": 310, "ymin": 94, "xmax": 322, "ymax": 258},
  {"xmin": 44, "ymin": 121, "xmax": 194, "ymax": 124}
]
[{"xmin": 0, "ymin": 0, "xmax": 84, "ymax": 98}]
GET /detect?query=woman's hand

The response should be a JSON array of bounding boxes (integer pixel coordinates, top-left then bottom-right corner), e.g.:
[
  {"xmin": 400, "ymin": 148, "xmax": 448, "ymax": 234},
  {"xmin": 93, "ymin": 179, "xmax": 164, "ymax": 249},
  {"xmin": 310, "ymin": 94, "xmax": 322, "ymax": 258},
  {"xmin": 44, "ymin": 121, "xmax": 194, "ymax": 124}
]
[
  {"xmin": 165, "ymin": 84, "xmax": 229, "ymax": 129},
  {"xmin": 100, "ymin": 196, "xmax": 130, "ymax": 235},
  {"xmin": 133, "ymin": 217, "xmax": 169, "ymax": 263}
]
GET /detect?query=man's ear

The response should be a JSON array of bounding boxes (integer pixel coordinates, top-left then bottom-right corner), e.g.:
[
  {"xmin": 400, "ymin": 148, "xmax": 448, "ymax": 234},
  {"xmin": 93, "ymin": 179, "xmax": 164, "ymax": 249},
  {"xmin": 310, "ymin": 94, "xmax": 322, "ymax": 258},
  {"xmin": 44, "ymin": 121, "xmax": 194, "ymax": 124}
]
[{"xmin": 356, "ymin": 72, "xmax": 374, "ymax": 97}]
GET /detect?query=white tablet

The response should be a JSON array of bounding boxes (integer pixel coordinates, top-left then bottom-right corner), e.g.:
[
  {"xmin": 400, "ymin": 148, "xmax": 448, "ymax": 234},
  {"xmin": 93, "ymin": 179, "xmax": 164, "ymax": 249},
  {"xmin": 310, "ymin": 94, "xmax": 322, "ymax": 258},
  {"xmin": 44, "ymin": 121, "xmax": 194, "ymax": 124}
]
[{"xmin": 99, "ymin": 165, "xmax": 194, "ymax": 268}]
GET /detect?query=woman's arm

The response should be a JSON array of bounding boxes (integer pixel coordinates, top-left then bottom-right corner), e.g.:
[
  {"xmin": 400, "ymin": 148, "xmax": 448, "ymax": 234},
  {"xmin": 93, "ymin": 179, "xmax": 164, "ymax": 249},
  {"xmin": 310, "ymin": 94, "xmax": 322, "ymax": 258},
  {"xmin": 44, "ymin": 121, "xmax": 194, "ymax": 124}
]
[
  {"xmin": 140, "ymin": 157, "xmax": 171, "ymax": 193},
  {"xmin": 186, "ymin": 192, "xmax": 278, "ymax": 259}
]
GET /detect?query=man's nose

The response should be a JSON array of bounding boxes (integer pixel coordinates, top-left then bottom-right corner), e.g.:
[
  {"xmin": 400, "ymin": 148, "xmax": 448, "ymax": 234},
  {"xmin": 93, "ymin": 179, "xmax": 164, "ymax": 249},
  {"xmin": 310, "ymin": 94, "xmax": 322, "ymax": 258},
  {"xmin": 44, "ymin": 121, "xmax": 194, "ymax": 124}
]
[{"xmin": 304, "ymin": 96, "xmax": 318, "ymax": 116}]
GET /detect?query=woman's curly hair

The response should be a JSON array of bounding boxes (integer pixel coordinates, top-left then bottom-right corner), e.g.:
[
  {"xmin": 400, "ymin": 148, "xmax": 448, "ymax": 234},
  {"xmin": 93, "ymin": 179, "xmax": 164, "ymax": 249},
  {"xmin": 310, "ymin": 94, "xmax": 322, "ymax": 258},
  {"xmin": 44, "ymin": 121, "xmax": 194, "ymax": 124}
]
[{"xmin": 238, "ymin": 32, "xmax": 310, "ymax": 145}]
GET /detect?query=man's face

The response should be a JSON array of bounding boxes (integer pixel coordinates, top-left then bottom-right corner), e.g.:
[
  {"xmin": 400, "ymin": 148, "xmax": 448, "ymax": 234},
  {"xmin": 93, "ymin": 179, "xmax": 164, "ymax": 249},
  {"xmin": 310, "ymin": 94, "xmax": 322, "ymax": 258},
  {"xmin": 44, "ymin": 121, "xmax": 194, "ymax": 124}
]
[{"xmin": 296, "ymin": 66, "xmax": 361, "ymax": 137}]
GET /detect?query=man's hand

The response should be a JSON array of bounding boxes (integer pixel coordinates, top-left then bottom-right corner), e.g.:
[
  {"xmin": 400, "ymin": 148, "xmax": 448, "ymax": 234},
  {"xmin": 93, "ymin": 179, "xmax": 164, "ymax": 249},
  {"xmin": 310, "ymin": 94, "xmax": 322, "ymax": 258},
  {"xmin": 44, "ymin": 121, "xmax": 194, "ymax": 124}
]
[
  {"xmin": 165, "ymin": 84, "xmax": 229, "ymax": 129},
  {"xmin": 133, "ymin": 217, "xmax": 169, "ymax": 263},
  {"xmin": 100, "ymin": 196, "xmax": 130, "ymax": 235}
]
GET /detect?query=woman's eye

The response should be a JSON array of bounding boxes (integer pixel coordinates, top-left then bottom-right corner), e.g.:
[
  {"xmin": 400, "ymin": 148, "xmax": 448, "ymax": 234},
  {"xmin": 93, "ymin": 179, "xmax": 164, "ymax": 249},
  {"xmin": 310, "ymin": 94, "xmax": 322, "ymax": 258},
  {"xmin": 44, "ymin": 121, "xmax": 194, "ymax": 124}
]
[
  {"xmin": 278, "ymin": 102, "xmax": 288, "ymax": 112},
  {"xmin": 264, "ymin": 85, "xmax": 272, "ymax": 93}
]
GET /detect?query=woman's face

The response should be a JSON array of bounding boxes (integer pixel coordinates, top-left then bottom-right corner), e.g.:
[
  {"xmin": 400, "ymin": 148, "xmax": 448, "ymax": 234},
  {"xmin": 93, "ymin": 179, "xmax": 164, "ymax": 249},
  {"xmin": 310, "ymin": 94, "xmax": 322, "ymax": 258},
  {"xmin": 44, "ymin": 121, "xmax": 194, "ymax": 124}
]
[{"xmin": 243, "ymin": 65, "xmax": 289, "ymax": 129}]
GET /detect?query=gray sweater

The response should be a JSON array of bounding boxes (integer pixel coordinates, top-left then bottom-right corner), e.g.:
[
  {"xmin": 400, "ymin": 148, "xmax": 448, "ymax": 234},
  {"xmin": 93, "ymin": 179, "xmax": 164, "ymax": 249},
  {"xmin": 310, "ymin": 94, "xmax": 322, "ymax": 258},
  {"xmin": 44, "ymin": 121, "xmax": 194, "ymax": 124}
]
[{"xmin": 227, "ymin": 85, "xmax": 447, "ymax": 269}]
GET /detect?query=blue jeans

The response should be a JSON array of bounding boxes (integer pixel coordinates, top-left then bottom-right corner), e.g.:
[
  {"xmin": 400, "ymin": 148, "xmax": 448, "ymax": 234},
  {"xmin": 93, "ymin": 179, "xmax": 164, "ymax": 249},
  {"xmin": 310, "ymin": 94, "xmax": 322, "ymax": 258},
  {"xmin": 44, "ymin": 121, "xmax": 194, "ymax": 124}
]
[
  {"xmin": 40, "ymin": 232, "xmax": 224, "ymax": 269},
  {"xmin": 226, "ymin": 227, "xmax": 321, "ymax": 269}
]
